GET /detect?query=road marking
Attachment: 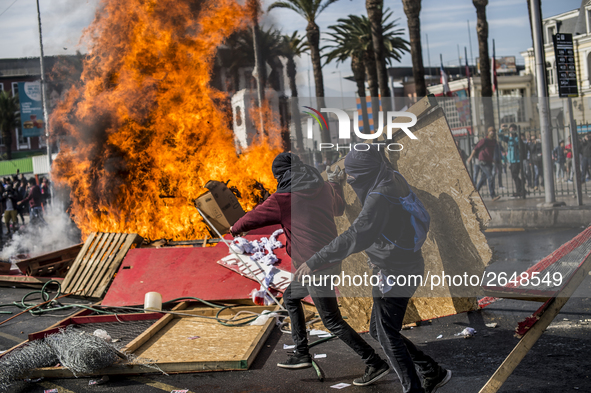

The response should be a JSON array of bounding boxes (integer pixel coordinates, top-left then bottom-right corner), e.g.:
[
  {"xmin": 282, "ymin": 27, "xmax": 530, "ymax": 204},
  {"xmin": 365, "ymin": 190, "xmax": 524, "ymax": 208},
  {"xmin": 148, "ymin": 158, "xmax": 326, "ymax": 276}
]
[
  {"xmin": 129, "ymin": 376, "xmax": 194, "ymax": 392},
  {"xmin": 485, "ymin": 228, "xmax": 526, "ymax": 232},
  {"xmin": 0, "ymin": 331, "xmax": 24, "ymax": 343},
  {"xmin": 38, "ymin": 381, "xmax": 77, "ymax": 393}
]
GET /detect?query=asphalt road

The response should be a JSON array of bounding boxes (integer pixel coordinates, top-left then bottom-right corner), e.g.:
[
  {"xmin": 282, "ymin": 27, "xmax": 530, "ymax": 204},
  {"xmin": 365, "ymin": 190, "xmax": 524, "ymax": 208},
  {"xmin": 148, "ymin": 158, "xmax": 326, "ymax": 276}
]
[{"xmin": 1, "ymin": 227, "xmax": 591, "ymax": 393}]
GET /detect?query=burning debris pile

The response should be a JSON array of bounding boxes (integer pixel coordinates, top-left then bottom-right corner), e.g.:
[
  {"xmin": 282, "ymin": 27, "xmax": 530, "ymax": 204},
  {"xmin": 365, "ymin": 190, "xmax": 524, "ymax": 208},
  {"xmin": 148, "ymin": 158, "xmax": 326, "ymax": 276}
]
[{"xmin": 50, "ymin": 0, "xmax": 281, "ymax": 241}]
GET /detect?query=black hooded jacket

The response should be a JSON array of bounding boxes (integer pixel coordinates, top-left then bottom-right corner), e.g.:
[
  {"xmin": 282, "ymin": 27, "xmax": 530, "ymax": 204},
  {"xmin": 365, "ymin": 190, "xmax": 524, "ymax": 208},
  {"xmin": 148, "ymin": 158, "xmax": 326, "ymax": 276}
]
[{"xmin": 306, "ymin": 147, "xmax": 423, "ymax": 275}]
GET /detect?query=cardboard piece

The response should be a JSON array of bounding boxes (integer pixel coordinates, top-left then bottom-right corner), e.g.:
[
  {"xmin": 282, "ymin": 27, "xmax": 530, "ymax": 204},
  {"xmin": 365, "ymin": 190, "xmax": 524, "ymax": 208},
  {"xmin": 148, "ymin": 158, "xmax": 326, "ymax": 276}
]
[{"xmin": 195, "ymin": 180, "xmax": 245, "ymax": 235}]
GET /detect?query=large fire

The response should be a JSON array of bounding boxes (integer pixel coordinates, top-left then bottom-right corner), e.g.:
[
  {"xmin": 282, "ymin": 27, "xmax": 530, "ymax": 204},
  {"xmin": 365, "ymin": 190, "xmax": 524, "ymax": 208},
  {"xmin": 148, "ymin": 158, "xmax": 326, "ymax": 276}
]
[{"xmin": 50, "ymin": 0, "xmax": 282, "ymax": 240}]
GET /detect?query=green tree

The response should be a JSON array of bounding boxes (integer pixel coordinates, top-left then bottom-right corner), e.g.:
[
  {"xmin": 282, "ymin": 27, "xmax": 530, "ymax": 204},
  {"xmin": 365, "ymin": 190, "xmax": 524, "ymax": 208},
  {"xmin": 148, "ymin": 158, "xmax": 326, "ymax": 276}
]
[
  {"xmin": 366, "ymin": 0, "xmax": 389, "ymax": 109},
  {"xmin": 324, "ymin": 11, "xmax": 408, "ymax": 129},
  {"xmin": 268, "ymin": 0, "xmax": 340, "ymax": 146},
  {"xmin": 0, "ymin": 91, "xmax": 19, "ymax": 160}
]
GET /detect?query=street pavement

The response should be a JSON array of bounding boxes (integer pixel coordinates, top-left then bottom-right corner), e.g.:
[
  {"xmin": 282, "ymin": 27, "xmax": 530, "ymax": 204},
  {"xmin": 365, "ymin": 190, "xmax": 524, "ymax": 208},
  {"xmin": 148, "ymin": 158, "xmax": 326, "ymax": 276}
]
[{"xmin": 1, "ymin": 228, "xmax": 590, "ymax": 393}]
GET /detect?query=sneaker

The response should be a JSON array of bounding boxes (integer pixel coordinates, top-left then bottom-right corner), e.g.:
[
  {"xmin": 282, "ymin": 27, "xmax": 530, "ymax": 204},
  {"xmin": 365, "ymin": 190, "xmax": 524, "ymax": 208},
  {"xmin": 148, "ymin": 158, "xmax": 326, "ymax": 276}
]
[
  {"xmin": 352, "ymin": 362, "xmax": 390, "ymax": 386},
  {"xmin": 424, "ymin": 369, "xmax": 452, "ymax": 393},
  {"xmin": 492, "ymin": 195, "xmax": 501, "ymax": 201},
  {"xmin": 277, "ymin": 352, "xmax": 312, "ymax": 369}
]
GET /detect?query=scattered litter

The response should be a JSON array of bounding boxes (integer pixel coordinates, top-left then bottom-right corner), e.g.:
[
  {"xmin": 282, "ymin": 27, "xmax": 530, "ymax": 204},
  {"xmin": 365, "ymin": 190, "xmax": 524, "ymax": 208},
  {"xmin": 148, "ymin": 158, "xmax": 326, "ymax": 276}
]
[
  {"xmin": 44, "ymin": 389, "xmax": 58, "ymax": 393},
  {"xmin": 88, "ymin": 376, "xmax": 109, "ymax": 385},
  {"xmin": 455, "ymin": 327, "xmax": 477, "ymax": 338},
  {"xmin": 563, "ymin": 318, "xmax": 569, "ymax": 321},
  {"xmin": 24, "ymin": 377, "xmax": 43, "ymax": 383},
  {"xmin": 314, "ymin": 354, "xmax": 327, "ymax": 359},
  {"xmin": 231, "ymin": 229, "xmax": 284, "ymax": 266},
  {"xmin": 283, "ymin": 344, "xmax": 295, "ymax": 350},
  {"xmin": 436, "ymin": 334, "xmax": 443, "ymax": 339},
  {"xmin": 249, "ymin": 311, "xmax": 280, "ymax": 326},
  {"xmin": 93, "ymin": 329, "xmax": 112, "ymax": 343},
  {"xmin": 111, "ymin": 339, "xmax": 121, "ymax": 343},
  {"xmin": 318, "ymin": 334, "xmax": 333, "ymax": 338},
  {"xmin": 485, "ymin": 323, "xmax": 498, "ymax": 328},
  {"xmin": 187, "ymin": 336, "xmax": 200, "ymax": 340},
  {"xmin": 309, "ymin": 329, "xmax": 329, "ymax": 336},
  {"xmin": 170, "ymin": 390, "xmax": 188, "ymax": 393},
  {"xmin": 331, "ymin": 383, "xmax": 351, "ymax": 389}
]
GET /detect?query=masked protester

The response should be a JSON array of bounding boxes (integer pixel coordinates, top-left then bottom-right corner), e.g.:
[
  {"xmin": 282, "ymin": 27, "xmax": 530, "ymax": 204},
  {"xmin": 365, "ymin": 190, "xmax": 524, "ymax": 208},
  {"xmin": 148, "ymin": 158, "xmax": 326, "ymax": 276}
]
[
  {"xmin": 230, "ymin": 152, "xmax": 388, "ymax": 385},
  {"xmin": 295, "ymin": 146, "xmax": 451, "ymax": 393}
]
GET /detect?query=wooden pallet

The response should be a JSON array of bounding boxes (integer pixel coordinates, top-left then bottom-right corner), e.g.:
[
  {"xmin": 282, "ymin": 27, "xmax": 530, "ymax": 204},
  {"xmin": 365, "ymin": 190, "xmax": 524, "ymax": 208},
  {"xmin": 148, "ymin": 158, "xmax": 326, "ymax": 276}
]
[{"xmin": 61, "ymin": 233, "xmax": 143, "ymax": 299}]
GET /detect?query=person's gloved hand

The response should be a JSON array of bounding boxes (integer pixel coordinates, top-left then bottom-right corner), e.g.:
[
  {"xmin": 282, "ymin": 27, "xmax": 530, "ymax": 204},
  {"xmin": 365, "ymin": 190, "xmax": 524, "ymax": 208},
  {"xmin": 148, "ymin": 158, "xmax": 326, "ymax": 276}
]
[{"xmin": 326, "ymin": 165, "xmax": 346, "ymax": 185}]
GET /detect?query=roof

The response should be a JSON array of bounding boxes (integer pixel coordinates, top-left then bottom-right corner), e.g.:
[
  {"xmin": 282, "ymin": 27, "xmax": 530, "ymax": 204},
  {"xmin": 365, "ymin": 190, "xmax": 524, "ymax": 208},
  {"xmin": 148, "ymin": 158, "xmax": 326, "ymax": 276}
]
[{"xmin": 0, "ymin": 55, "xmax": 80, "ymax": 78}]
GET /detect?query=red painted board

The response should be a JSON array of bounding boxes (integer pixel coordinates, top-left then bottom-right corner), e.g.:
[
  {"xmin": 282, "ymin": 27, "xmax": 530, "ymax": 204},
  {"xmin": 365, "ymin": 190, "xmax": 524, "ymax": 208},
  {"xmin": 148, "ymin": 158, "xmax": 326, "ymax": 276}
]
[{"xmin": 102, "ymin": 245, "xmax": 264, "ymax": 307}]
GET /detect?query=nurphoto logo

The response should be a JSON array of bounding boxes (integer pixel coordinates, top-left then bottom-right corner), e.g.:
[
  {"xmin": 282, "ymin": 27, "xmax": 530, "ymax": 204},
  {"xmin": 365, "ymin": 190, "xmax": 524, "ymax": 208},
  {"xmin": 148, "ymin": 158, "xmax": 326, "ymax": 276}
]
[{"xmin": 303, "ymin": 106, "xmax": 418, "ymax": 151}]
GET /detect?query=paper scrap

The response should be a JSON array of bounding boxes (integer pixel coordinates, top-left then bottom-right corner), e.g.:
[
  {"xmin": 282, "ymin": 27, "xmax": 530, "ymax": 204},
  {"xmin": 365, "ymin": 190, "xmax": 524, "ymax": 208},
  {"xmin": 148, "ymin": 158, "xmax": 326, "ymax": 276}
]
[
  {"xmin": 318, "ymin": 334, "xmax": 333, "ymax": 338},
  {"xmin": 283, "ymin": 344, "xmax": 295, "ymax": 350},
  {"xmin": 187, "ymin": 336, "xmax": 200, "ymax": 340},
  {"xmin": 44, "ymin": 390, "xmax": 58, "ymax": 393},
  {"xmin": 314, "ymin": 354, "xmax": 327, "ymax": 359},
  {"xmin": 170, "ymin": 390, "xmax": 189, "ymax": 393},
  {"xmin": 89, "ymin": 380, "xmax": 98, "ymax": 385},
  {"xmin": 330, "ymin": 383, "xmax": 351, "ymax": 389},
  {"xmin": 309, "ymin": 329, "xmax": 328, "ymax": 336},
  {"xmin": 436, "ymin": 334, "xmax": 443, "ymax": 339}
]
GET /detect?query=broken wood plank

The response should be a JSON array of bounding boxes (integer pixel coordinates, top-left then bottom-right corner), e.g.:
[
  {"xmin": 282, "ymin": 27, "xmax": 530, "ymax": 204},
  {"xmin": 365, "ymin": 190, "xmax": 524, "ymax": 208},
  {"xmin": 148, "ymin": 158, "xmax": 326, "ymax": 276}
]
[
  {"xmin": 61, "ymin": 232, "xmax": 98, "ymax": 290},
  {"xmin": 479, "ymin": 245, "xmax": 591, "ymax": 393},
  {"xmin": 16, "ymin": 243, "xmax": 83, "ymax": 275}
]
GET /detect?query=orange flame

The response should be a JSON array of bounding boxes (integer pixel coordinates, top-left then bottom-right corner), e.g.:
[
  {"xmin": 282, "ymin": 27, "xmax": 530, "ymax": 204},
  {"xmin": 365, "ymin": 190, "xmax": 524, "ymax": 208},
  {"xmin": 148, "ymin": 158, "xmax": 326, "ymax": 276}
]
[{"xmin": 51, "ymin": 0, "xmax": 282, "ymax": 240}]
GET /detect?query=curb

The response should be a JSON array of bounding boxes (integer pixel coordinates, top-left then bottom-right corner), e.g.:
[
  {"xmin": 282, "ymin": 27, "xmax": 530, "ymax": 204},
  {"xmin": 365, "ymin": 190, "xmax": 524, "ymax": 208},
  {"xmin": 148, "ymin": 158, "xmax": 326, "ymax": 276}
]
[{"xmin": 488, "ymin": 207, "xmax": 591, "ymax": 228}]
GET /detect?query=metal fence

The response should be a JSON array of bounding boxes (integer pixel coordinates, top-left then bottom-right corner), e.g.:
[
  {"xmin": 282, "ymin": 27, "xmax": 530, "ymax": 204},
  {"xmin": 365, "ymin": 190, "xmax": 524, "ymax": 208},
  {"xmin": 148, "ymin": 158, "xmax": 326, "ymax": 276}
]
[{"xmin": 466, "ymin": 123, "xmax": 588, "ymax": 199}]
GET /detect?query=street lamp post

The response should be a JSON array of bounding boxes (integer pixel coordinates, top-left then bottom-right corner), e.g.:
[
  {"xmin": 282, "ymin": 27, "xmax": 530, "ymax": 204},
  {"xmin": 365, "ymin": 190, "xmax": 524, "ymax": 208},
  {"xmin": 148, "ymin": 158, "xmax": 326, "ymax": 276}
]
[{"xmin": 36, "ymin": 0, "xmax": 52, "ymax": 180}]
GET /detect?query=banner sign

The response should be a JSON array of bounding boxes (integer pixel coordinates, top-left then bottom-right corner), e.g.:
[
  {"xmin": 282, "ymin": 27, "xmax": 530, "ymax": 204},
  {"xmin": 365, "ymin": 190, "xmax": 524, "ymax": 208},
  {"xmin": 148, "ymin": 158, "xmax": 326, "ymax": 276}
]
[{"xmin": 18, "ymin": 81, "xmax": 44, "ymax": 137}]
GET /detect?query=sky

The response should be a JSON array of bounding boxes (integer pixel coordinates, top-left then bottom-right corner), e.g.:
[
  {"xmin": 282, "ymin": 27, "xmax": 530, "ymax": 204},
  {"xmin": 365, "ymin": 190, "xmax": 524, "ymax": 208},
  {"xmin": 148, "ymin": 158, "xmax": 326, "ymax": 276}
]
[{"xmin": 0, "ymin": 0, "xmax": 583, "ymax": 97}]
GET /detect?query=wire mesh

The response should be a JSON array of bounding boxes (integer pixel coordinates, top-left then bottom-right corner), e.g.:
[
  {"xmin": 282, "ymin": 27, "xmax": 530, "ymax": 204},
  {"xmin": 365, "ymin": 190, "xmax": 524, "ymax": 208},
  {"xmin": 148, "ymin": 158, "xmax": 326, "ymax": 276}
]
[{"xmin": 69, "ymin": 320, "xmax": 156, "ymax": 350}]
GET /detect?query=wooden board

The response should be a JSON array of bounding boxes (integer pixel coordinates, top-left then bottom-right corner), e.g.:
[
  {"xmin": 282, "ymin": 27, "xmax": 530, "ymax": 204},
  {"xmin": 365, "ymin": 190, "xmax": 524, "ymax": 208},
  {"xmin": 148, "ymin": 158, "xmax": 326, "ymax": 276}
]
[
  {"xmin": 479, "ymin": 241, "xmax": 591, "ymax": 393},
  {"xmin": 61, "ymin": 233, "xmax": 143, "ymax": 299},
  {"xmin": 323, "ymin": 97, "xmax": 491, "ymax": 331},
  {"xmin": 0, "ymin": 274, "xmax": 64, "ymax": 288},
  {"xmin": 15, "ymin": 243, "xmax": 83, "ymax": 276},
  {"xmin": 28, "ymin": 304, "xmax": 278, "ymax": 377}
]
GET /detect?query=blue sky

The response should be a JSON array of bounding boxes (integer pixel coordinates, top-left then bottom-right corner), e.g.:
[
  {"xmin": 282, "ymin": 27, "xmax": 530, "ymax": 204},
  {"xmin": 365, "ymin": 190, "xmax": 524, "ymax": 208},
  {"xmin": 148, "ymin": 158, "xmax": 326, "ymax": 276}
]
[{"xmin": 0, "ymin": 0, "xmax": 582, "ymax": 96}]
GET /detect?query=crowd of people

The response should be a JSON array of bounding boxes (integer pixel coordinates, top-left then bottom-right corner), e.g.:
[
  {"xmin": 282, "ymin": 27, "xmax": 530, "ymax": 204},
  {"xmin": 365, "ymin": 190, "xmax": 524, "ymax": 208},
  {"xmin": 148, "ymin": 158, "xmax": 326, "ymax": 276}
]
[
  {"xmin": 0, "ymin": 170, "xmax": 51, "ymax": 240},
  {"xmin": 460, "ymin": 123, "xmax": 587, "ymax": 200}
]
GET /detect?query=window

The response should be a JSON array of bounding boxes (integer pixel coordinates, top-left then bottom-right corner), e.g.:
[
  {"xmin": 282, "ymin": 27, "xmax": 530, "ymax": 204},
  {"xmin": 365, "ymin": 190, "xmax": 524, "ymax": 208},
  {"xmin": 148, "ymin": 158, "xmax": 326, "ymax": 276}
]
[
  {"xmin": 0, "ymin": 83, "xmax": 3, "ymax": 91},
  {"xmin": 11, "ymin": 82, "xmax": 18, "ymax": 96},
  {"xmin": 15, "ymin": 127, "xmax": 29, "ymax": 150},
  {"xmin": 547, "ymin": 26, "xmax": 556, "ymax": 44},
  {"xmin": 588, "ymin": 10, "xmax": 591, "ymax": 33},
  {"xmin": 546, "ymin": 61, "xmax": 554, "ymax": 85}
]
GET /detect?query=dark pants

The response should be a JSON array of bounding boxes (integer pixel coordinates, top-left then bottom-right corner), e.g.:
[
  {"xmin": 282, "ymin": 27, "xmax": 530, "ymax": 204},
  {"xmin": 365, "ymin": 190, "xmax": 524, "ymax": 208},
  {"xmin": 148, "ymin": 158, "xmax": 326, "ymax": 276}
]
[
  {"xmin": 476, "ymin": 162, "xmax": 496, "ymax": 198},
  {"xmin": 495, "ymin": 162, "xmax": 503, "ymax": 188},
  {"xmin": 370, "ymin": 294, "xmax": 443, "ymax": 393},
  {"xmin": 582, "ymin": 157, "xmax": 590, "ymax": 182},
  {"xmin": 510, "ymin": 162, "xmax": 524, "ymax": 196},
  {"xmin": 283, "ymin": 280, "xmax": 382, "ymax": 367}
]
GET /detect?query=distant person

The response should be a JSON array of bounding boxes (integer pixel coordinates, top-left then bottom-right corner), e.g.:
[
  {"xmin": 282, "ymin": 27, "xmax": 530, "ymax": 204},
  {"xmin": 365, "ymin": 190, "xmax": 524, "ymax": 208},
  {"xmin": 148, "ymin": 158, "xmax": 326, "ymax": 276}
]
[
  {"xmin": 467, "ymin": 127, "xmax": 501, "ymax": 201},
  {"xmin": 498, "ymin": 124, "xmax": 525, "ymax": 198},
  {"xmin": 565, "ymin": 136, "xmax": 574, "ymax": 182},
  {"xmin": 2, "ymin": 184, "xmax": 19, "ymax": 236},
  {"xmin": 455, "ymin": 139, "xmax": 468, "ymax": 164},
  {"xmin": 18, "ymin": 178, "xmax": 43, "ymax": 224},
  {"xmin": 581, "ymin": 134, "xmax": 591, "ymax": 183},
  {"xmin": 493, "ymin": 139, "xmax": 505, "ymax": 191},
  {"xmin": 529, "ymin": 135, "xmax": 543, "ymax": 190},
  {"xmin": 552, "ymin": 140, "xmax": 566, "ymax": 182},
  {"xmin": 16, "ymin": 179, "xmax": 27, "ymax": 224},
  {"xmin": 521, "ymin": 134, "xmax": 532, "ymax": 188},
  {"xmin": 40, "ymin": 178, "xmax": 51, "ymax": 206}
]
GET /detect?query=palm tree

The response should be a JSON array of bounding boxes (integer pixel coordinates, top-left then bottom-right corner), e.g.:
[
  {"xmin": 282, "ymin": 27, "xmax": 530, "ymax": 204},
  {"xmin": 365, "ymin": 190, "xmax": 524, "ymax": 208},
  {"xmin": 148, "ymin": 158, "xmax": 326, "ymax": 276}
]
[
  {"xmin": 401, "ymin": 0, "xmax": 426, "ymax": 98},
  {"xmin": 268, "ymin": 0, "xmax": 340, "ymax": 146},
  {"xmin": 324, "ymin": 11, "xmax": 408, "ymax": 129},
  {"xmin": 473, "ymin": 0, "xmax": 494, "ymax": 130},
  {"xmin": 282, "ymin": 31, "xmax": 309, "ymax": 151},
  {"xmin": 366, "ymin": 0, "xmax": 390, "ymax": 110},
  {"xmin": 224, "ymin": 26, "xmax": 287, "ymax": 92},
  {"xmin": 0, "ymin": 91, "xmax": 19, "ymax": 160}
]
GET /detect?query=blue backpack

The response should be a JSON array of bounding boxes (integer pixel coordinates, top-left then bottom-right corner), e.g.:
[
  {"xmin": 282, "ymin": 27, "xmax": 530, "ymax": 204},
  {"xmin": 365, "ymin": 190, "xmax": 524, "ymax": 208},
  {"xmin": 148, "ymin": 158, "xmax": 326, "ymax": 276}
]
[{"xmin": 368, "ymin": 171, "xmax": 430, "ymax": 252}]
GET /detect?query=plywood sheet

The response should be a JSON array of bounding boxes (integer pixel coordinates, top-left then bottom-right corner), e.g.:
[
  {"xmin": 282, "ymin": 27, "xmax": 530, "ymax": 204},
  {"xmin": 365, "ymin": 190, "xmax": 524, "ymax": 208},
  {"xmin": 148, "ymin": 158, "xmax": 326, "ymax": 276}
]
[
  {"xmin": 329, "ymin": 101, "xmax": 491, "ymax": 330},
  {"xmin": 134, "ymin": 317, "xmax": 265, "ymax": 363}
]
